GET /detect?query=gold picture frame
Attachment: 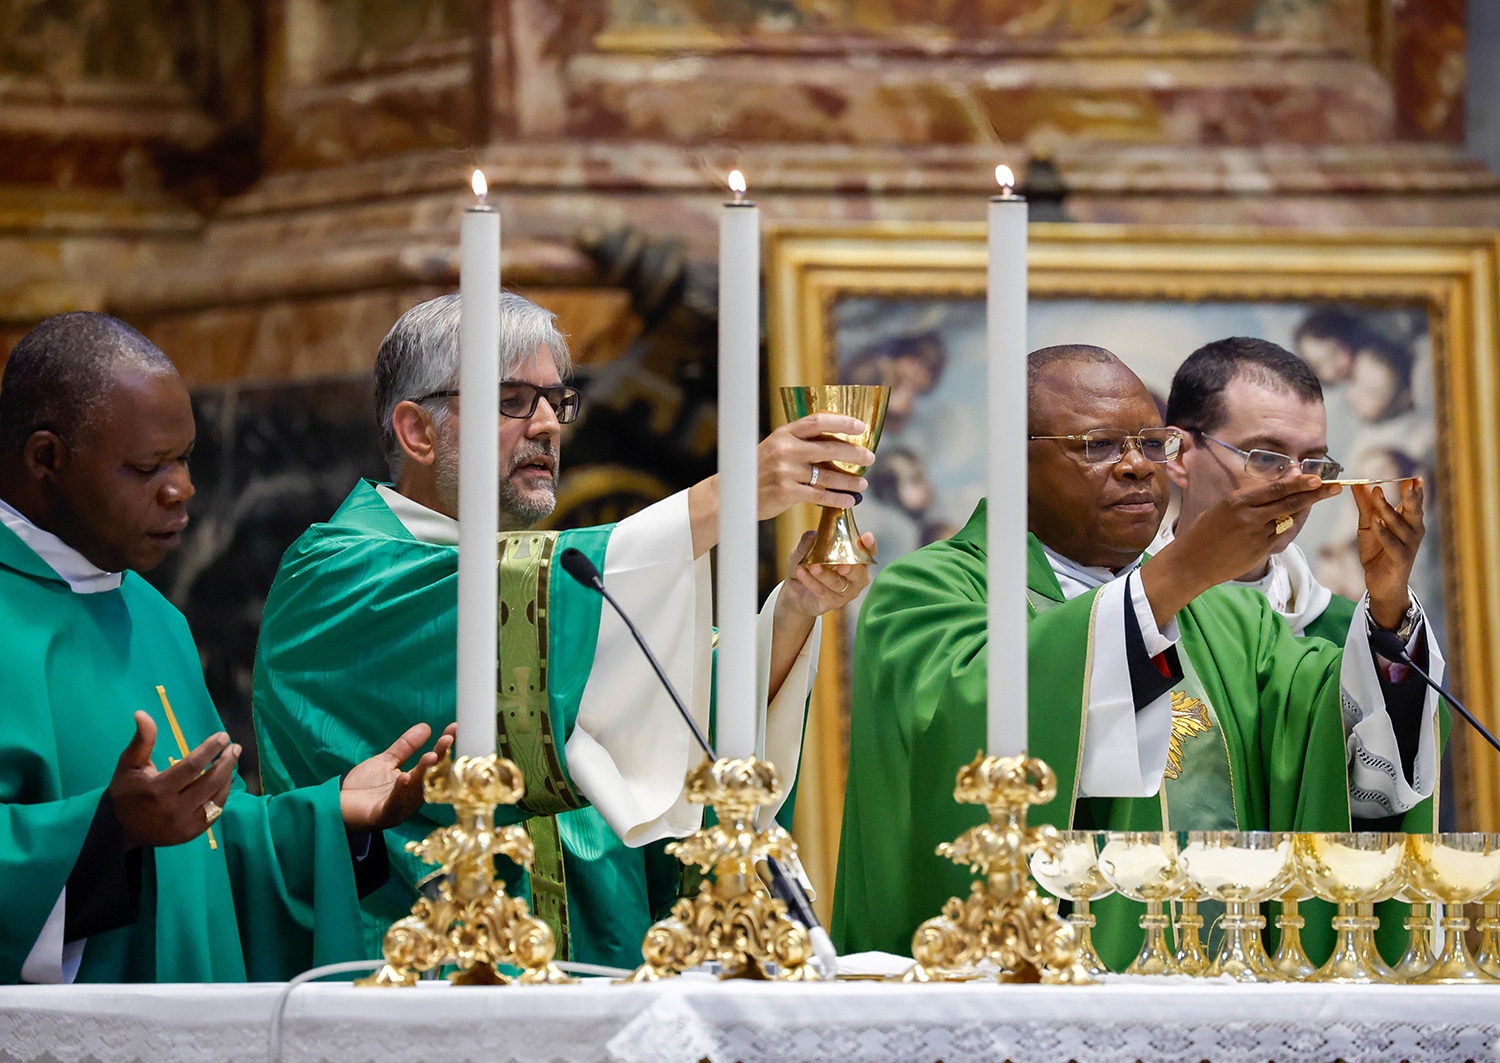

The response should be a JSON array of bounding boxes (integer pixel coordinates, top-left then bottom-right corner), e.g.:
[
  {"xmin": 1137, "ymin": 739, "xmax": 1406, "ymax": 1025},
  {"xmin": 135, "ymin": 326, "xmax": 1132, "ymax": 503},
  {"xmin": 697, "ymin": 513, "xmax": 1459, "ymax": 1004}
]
[{"xmin": 768, "ymin": 222, "xmax": 1500, "ymax": 917}]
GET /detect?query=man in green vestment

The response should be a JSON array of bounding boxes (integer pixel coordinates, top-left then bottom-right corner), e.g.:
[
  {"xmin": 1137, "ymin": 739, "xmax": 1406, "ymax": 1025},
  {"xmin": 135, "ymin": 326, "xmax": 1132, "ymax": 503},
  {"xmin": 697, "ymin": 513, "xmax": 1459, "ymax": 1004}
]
[
  {"xmin": 0, "ymin": 313, "xmax": 451, "ymax": 985},
  {"xmin": 254, "ymin": 293, "xmax": 872, "ymax": 968},
  {"xmin": 834, "ymin": 344, "xmax": 1439, "ymax": 971},
  {"xmin": 1155, "ymin": 337, "xmax": 1443, "ymax": 827}
]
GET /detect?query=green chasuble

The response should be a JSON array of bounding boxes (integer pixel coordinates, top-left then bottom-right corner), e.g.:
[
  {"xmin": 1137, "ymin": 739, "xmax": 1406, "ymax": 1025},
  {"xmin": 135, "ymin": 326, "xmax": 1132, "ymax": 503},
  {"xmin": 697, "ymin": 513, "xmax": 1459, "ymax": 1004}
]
[
  {"xmin": 253, "ymin": 480, "xmax": 685, "ymax": 969},
  {"xmin": 0, "ymin": 523, "xmax": 366, "ymax": 985},
  {"xmin": 1302, "ymin": 593, "xmax": 1357, "ymax": 647},
  {"xmin": 833, "ymin": 500, "xmax": 1361, "ymax": 972}
]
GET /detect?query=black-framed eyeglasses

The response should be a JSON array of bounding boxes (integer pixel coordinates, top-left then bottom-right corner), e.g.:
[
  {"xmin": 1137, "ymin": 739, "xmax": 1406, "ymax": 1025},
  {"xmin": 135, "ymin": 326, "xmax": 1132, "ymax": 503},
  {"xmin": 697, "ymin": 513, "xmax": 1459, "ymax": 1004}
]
[
  {"xmin": 413, "ymin": 381, "xmax": 582, "ymax": 424},
  {"xmin": 1026, "ymin": 427, "xmax": 1182, "ymax": 464},
  {"xmin": 1194, "ymin": 431, "xmax": 1342, "ymax": 481}
]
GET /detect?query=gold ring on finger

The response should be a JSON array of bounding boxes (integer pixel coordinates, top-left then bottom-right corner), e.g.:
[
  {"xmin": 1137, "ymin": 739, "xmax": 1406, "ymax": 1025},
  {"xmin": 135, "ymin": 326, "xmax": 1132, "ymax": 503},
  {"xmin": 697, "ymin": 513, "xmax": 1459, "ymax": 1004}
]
[
  {"xmin": 1274, "ymin": 514, "xmax": 1294, "ymax": 536},
  {"xmin": 838, "ymin": 577, "xmax": 851, "ymax": 594},
  {"xmin": 204, "ymin": 799, "xmax": 223, "ymax": 825}
]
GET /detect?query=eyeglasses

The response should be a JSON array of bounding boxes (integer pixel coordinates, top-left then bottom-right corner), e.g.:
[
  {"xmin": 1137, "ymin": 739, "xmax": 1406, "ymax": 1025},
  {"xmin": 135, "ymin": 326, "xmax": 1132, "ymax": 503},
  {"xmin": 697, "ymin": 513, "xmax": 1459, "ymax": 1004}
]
[
  {"xmin": 413, "ymin": 381, "xmax": 582, "ymax": 424},
  {"xmin": 1027, "ymin": 427, "xmax": 1183, "ymax": 464},
  {"xmin": 1194, "ymin": 431, "xmax": 1342, "ymax": 481}
]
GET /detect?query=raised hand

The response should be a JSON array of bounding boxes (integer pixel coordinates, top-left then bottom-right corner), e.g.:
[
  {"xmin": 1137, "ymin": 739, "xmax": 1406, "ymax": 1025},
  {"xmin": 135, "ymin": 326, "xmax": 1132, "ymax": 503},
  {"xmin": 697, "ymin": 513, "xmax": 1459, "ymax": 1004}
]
[
  {"xmin": 1143, "ymin": 473, "xmax": 1341, "ymax": 624},
  {"xmin": 109, "ymin": 711, "xmax": 238, "ymax": 850},
  {"xmin": 757, "ymin": 413, "xmax": 875, "ymax": 519},
  {"xmin": 1355, "ymin": 478, "xmax": 1424, "ymax": 629},
  {"xmin": 777, "ymin": 530, "xmax": 878, "ymax": 623},
  {"xmin": 339, "ymin": 722, "xmax": 456, "ymax": 833}
]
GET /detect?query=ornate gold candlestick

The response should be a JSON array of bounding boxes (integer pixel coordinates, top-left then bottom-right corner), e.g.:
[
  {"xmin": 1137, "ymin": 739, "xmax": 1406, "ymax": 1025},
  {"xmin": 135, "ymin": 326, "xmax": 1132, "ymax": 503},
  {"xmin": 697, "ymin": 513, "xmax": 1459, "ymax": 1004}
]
[
  {"xmin": 630, "ymin": 757, "xmax": 822, "ymax": 982},
  {"xmin": 905, "ymin": 753, "xmax": 1090, "ymax": 984},
  {"xmin": 356, "ymin": 753, "xmax": 572, "ymax": 987}
]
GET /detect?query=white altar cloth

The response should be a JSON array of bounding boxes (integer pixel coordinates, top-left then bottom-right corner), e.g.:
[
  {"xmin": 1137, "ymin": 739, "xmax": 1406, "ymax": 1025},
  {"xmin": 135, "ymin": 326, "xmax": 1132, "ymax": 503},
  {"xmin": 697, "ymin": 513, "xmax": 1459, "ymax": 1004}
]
[{"xmin": 3, "ymin": 977, "xmax": 1499, "ymax": 1063}]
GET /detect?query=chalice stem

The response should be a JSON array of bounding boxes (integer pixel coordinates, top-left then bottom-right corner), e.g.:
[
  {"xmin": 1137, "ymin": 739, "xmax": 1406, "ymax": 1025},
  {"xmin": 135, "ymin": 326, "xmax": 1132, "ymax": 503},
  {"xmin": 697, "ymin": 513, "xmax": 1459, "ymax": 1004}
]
[
  {"xmin": 1068, "ymin": 899, "xmax": 1110, "ymax": 977},
  {"xmin": 803, "ymin": 500, "xmax": 874, "ymax": 566},
  {"xmin": 1128, "ymin": 902, "xmax": 1177, "ymax": 976},
  {"xmin": 1271, "ymin": 899, "xmax": 1317, "ymax": 981},
  {"xmin": 1476, "ymin": 903, "xmax": 1500, "ymax": 976}
]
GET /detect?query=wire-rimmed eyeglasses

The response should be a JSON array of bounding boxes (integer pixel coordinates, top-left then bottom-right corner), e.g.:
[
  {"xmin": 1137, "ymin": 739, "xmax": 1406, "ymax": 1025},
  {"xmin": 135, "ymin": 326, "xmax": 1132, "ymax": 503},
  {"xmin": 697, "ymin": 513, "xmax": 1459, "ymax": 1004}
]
[
  {"xmin": 1026, "ymin": 427, "xmax": 1183, "ymax": 464},
  {"xmin": 413, "ymin": 381, "xmax": 582, "ymax": 424},
  {"xmin": 1194, "ymin": 431, "xmax": 1342, "ymax": 481}
]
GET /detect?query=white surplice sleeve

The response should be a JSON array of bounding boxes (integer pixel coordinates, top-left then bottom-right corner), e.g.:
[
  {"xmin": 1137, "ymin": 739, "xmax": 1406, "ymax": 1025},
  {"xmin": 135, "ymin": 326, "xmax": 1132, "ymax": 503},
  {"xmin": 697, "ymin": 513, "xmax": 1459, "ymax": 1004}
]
[
  {"xmin": 1076, "ymin": 573, "xmax": 1178, "ymax": 799},
  {"xmin": 755, "ymin": 582, "xmax": 819, "ymax": 828},
  {"xmin": 1342, "ymin": 594, "xmax": 1441, "ymax": 818},
  {"xmin": 565, "ymin": 491, "xmax": 714, "ymax": 846}
]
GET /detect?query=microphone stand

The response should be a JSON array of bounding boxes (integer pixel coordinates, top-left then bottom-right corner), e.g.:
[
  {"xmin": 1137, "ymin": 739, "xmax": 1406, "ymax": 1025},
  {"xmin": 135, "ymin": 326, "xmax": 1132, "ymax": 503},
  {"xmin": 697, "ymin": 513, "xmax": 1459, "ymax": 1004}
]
[{"xmin": 564, "ymin": 548, "xmax": 846, "ymax": 977}]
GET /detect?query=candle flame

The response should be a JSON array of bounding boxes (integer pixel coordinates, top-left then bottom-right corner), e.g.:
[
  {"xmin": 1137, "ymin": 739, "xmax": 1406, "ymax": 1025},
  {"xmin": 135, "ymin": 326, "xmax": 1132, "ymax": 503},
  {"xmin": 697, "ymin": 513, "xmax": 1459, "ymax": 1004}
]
[
  {"xmin": 727, "ymin": 169, "xmax": 747, "ymax": 194},
  {"xmin": 995, "ymin": 164, "xmax": 1015, "ymax": 192},
  {"xmin": 471, "ymin": 169, "xmax": 488, "ymax": 199}
]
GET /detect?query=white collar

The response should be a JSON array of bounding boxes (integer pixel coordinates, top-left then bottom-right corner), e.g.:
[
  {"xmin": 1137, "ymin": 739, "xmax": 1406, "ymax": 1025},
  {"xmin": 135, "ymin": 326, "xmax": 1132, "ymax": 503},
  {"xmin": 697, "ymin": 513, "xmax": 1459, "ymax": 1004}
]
[
  {"xmin": 1041, "ymin": 542, "xmax": 1143, "ymax": 600},
  {"xmin": 376, "ymin": 484, "xmax": 459, "ymax": 546},
  {"xmin": 0, "ymin": 496, "xmax": 123, "ymax": 594}
]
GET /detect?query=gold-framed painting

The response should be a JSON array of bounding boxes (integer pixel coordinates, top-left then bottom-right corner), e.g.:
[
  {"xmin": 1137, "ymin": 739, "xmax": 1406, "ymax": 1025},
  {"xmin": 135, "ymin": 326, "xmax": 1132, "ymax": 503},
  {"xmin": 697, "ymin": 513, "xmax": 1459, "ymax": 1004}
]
[{"xmin": 768, "ymin": 223, "xmax": 1500, "ymax": 918}]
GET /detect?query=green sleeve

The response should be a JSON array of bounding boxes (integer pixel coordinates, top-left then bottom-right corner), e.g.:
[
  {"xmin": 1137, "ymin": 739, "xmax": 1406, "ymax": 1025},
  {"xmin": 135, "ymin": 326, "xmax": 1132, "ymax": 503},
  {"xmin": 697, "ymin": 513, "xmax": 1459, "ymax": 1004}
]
[{"xmin": 220, "ymin": 776, "xmax": 369, "ymax": 979}]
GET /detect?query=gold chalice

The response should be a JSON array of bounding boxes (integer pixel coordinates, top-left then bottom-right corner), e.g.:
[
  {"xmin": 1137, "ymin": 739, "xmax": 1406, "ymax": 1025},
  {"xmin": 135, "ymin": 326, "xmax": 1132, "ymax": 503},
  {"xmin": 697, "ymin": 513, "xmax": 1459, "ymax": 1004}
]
[
  {"xmin": 1030, "ymin": 830, "xmax": 1114, "ymax": 977},
  {"xmin": 1097, "ymin": 832, "xmax": 1187, "ymax": 976},
  {"xmin": 779, "ymin": 385, "xmax": 890, "ymax": 565},
  {"xmin": 1475, "ymin": 885, "xmax": 1500, "ymax": 977},
  {"xmin": 1402, "ymin": 833, "xmax": 1500, "ymax": 984},
  {"xmin": 1178, "ymin": 831, "xmax": 1291, "ymax": 982},
  {"xmin": 1269, "ymin": 841, "xmax": 1320, "ymax": 981},
  {"xmin": 1297, "ymin": 832, "xmax": 1405, "ymax": 984}
]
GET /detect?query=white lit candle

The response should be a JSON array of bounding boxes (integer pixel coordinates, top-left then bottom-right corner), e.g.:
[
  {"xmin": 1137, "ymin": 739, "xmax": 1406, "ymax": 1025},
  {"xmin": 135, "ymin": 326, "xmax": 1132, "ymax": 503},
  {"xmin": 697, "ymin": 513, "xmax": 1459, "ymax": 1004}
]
[
  {"xmin": 987, "ymin": 164, "xmax": 1029, "ymax": 758},
  {"xmin": 456, "ymin": 169, "xmax": 501, "ymax": 759},
  {"xmin": 716, "ymin": 169, "xmax": 759, "ymax": 760}
]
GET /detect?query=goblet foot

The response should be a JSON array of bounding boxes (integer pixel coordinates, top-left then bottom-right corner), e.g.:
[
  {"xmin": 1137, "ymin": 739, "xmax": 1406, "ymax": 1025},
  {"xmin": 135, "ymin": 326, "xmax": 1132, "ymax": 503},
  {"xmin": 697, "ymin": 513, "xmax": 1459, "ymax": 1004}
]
[
  {"xmin": 1068, "ymin": 910, "xmax": 1112, "ymax": 979},
  {"xmin": 1209, "ymin": 905, "xmax": 1274, "ymax": 983},
  {"xmin": 1475, "ymin": 904, "xmax": 1500, "ymax": 977},
  {"xmin": 1174, "ymin": 902, "xmax": 1210, "ymax": 977},
  {"xmin": 1410, "ymin": 916, "xmax": 1500, "ymax": 985},
  {"xmin": 1392, "ymin": 904, "xmax": 1436, "ymax": 981},
  {"xmin": 1126, "ymin": 907, "xmax": 1178, "ymax": 976},
  {"xmin": 1313, "ymin": 908, "xmax": 1394, "ymax": 984},
  {"xmin": 1270, "ymin": 904, "xmax": 1318, "ymax": 982}
]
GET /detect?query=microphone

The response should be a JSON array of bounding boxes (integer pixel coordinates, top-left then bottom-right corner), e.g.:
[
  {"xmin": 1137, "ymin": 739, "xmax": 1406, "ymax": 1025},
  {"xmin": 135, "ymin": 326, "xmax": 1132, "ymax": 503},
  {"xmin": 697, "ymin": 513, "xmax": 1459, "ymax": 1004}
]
[
  {"xmin": 1370, "ymin": 628, "xmax": 1500, "ymax": 754},
  {"xmin": 558, "ymin": 547, "xmax": 714, "ymax": 758},
  {"xmin": 558, "ymin": 546, "xmax": 839, "ymax": 977}
]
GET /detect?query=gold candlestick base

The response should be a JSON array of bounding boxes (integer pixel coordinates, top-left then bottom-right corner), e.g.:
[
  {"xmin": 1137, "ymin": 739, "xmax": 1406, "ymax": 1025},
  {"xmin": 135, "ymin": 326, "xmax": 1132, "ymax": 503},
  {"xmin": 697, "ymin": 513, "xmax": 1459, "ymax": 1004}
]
[
  {"xmin": 355, "ymin": 753, "xmax": 573, "ymax": 987},
  {"xmin": 629, "ymin": 757, "xmax": 823, "ymax": 982},
  {"xmin": 905, "ymin": 754, "xmax": 1091, "ymax": 984}
]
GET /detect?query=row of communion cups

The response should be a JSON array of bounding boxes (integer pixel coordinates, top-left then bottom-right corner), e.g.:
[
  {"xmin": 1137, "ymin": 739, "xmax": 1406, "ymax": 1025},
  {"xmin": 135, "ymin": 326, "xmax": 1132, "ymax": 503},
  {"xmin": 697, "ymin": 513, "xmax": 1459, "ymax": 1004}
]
[{"xmin": 1029, "ymin": 830, "xmax": 1500, "ymax": 985}]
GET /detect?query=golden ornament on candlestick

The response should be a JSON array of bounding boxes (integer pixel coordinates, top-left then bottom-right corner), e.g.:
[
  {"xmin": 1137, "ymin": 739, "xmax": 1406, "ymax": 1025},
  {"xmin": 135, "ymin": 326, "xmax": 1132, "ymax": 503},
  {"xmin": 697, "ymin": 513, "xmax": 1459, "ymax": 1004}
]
[
  {"xmin": 629, "ymin": 757, "xmax": 822, "ymax": 982},
  {"xmin": 905, "ymin": 753, "xmax": 1090, "ymax": 984},
  {"xmin": 779, "ymin": 385, "xmax": 889, "ymax": 565},
  {"xmin": 356, "ymin": 752, "xmax": 573, "ymax": 987}
]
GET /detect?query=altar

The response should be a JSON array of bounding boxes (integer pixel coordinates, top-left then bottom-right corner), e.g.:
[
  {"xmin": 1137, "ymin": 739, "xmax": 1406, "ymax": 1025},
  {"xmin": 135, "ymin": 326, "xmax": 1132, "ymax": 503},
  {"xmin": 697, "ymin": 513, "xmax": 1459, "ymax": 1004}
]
[{"xmin": 3, "ymin": 978, "xmax": 1498, "ymax": 1063}]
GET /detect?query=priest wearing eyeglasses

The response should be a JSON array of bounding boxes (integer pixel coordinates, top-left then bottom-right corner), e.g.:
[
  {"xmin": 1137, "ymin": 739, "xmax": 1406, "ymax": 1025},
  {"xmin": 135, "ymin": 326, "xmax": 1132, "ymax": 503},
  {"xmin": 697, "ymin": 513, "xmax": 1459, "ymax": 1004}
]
[
  {"xmin": 253, "ymin": 292, "xmax": 874, "ymax": 969},
  {"xmin": 833, "ymin": 344, "xmax": 1443, "ymax": 971}
]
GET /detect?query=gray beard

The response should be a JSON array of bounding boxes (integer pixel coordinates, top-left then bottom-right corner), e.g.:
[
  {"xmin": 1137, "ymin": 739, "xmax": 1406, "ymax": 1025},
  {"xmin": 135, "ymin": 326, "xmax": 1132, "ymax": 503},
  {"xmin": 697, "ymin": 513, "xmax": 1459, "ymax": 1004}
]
[{"xmin": 435, "ymin": 435, "xmax": 557, "ymax": 529}]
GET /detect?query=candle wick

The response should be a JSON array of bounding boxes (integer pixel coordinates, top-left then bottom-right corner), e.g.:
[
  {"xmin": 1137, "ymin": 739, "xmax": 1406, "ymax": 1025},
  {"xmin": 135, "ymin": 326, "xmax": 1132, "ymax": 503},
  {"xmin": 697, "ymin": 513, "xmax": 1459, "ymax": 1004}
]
[{"xmin": 733, "ymin": 189, "xmax": 745, "ymax": 204}]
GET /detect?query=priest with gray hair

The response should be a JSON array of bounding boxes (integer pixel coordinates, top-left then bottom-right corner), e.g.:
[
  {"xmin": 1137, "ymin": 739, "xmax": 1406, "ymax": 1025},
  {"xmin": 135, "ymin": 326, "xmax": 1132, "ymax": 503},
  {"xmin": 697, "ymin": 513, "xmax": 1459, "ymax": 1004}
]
[{"xmin": 253, "ymin": 291, "xmax": 875, "ymax": 967}]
